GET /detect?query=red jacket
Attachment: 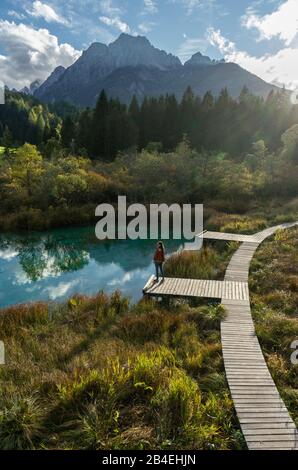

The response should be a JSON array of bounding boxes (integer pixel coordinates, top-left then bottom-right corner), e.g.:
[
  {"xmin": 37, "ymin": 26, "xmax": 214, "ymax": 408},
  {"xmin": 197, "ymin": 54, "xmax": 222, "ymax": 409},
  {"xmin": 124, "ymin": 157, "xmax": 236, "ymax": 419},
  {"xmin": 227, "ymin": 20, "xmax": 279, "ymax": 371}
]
[{"xmin": 154, "ymin": 248, "xmax": 165, "ymax": 263}]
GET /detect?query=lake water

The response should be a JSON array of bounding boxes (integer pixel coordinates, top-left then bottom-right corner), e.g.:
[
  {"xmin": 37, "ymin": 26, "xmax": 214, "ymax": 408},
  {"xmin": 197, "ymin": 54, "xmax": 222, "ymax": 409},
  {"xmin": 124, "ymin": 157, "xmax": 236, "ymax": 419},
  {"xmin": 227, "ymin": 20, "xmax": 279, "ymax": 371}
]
[{"xmin": 0, "ymin": 227, "xmax": 184, "ymax": 308}]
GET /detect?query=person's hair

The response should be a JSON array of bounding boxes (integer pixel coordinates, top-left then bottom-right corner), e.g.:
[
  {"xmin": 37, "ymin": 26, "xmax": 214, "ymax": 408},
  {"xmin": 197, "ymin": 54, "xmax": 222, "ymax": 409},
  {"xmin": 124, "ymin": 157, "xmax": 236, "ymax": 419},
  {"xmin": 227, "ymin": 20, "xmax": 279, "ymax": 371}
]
[{"xmin": 158, "ymin": 241, "xmax": 165, "ymax": 253}]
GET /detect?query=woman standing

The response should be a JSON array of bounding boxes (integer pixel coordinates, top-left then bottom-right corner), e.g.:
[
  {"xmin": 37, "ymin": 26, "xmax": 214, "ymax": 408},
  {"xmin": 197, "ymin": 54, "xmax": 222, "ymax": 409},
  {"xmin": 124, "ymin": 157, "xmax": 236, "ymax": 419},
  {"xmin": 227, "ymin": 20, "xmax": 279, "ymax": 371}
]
[{"xmin": 153, "ymin": 241, "xmax": 165, "ymax": 282}]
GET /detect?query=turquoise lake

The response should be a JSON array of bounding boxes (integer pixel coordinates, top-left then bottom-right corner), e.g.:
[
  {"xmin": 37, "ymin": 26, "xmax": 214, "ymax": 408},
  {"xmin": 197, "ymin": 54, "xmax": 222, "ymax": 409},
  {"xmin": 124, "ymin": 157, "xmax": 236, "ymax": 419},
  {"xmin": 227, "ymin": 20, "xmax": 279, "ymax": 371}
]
[{"xmin": 0, "ymin": 227, "xmax": 184, "ymax": 308}]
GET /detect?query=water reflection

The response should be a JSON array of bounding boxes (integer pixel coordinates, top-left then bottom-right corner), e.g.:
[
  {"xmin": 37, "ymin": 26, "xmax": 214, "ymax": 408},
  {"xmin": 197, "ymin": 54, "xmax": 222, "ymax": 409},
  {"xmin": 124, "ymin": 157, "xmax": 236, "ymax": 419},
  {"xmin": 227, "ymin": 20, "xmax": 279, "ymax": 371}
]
[
  {"xmin": 0, "ymin": 227, "xmax": 184, "ymax": 307},
  {"xmin": 0, "ymin": 236, "xmax": 89, "ymax": 282}
]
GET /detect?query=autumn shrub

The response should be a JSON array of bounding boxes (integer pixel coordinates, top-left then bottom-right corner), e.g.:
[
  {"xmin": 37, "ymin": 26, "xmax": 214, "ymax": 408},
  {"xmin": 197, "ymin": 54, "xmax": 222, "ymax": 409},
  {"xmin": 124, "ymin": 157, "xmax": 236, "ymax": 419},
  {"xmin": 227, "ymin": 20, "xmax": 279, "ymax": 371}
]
[
  {"xmin": 0, "ymin": 396, "xmax": 44, "ymax": 450},
  {"xmin": 0, "ymin": 302, "xmax": 49, "ymax": 337},
  {"xmin": 152, "ymin": 369, "xmax": 201, "ymax": 439}
]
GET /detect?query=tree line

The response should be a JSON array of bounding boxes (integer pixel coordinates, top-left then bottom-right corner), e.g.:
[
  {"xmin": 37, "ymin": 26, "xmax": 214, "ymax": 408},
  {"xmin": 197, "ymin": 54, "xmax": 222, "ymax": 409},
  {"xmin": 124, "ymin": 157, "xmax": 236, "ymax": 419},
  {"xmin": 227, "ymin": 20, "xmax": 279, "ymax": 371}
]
[
  {"xmin": 61, "ymin": 87, "xmax": 298, "ymax": 160},
  {"xmin": 1, "ymin": 86, "xmax": 298, "ymax": 163}
]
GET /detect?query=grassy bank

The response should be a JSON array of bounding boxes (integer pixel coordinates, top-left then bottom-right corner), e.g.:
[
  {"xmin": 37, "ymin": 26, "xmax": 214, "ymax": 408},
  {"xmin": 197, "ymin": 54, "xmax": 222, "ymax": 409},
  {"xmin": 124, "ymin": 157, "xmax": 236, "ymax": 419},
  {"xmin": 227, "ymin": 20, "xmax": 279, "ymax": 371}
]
[
  {"xmin": 164, "ymin": 245, "xmax": 238, "ymax": 281},
  {"xmin": 0, "ymin": 293, "xmax": 245, "ymax": 450},
  {"xmin": 250, "ymin": 226, "xmax": 298, "ymax": 426}
]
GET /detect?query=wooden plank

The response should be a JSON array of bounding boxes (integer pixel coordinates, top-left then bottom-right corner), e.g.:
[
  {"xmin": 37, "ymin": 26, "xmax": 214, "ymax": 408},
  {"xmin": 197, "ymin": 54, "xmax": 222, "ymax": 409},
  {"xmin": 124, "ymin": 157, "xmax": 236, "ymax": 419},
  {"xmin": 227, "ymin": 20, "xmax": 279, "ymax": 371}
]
[
  {"xmin": 234, "ymin": 400, "xmax": 285, "ymax": 405},
  {"xmin": 171, "ymin": 277, "xmax": 180, "ymax": 296},
  {"xmin": 200, "ymin": 231, "xmax": 259, "ymax": 243},
  {"xmin": 175, "ymin": 278, "xmax": 184, "ymax": 296},
  {"xmin": 189, "ymin": 278, "xmax": 196, "ymax": 297},
  {"xmin": 229, "ymin": 379, "xmax": 274, "ymax": 383},
  {"xmin": 249, "ymin": 442, "xmax": 298, "ymax": 450},
  {"xmin": 143, "ymin": 275, "xmax": 155, "ymax": 293},
  {"xmin": 223, "ymin": 348, "xmax": 264, "ymax": 352},
  {"xmin": 246, "ymin": 430, "xmax": 297, "ymax": 438},
  {"xmin": 243, "ymin": 426, "xmax": 297, "ymax": 433},
  {"xmin": 222, "ymin": 330, "xmax": 256, "ymax": 335},
  {"xmin": 239, "ymin": 417, "xmax": 294, "ymax": 423},
  {"xmin": 183, "ymin": 277, "xmax": 192, "ymax": 297},
  {"xmin": 236, "ymin": 405, "xmax": 287, "ymax": 410},
  {"xmin": 246, "ymin": 434, "xmax": 298, "ymax": 442}
]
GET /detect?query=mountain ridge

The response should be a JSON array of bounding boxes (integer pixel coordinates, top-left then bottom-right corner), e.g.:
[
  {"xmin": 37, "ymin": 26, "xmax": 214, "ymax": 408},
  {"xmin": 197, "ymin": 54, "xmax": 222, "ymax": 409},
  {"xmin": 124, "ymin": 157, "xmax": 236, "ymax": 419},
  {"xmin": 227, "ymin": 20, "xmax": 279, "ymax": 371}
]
[{"xmin": 34, "ymin": 33, "xmax": 279, "ymax": 106}]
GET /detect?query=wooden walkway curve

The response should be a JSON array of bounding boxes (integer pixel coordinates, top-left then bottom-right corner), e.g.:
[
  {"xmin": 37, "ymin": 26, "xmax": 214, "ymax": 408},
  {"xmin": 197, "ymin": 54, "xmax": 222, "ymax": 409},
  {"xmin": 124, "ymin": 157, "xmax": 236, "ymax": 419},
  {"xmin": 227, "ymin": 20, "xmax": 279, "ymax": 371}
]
[{"xmin": 144, "ymin": 221, "xmax": 298, "ymax": 450}]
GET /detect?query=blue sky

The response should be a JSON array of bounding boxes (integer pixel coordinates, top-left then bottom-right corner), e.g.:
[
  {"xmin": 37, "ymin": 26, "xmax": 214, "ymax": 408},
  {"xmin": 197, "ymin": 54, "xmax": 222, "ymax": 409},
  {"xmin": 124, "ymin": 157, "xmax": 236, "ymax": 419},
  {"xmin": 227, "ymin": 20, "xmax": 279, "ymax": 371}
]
[{"xmin": 0, "ymin": 0, "xmax": 297, "ymax": 91}]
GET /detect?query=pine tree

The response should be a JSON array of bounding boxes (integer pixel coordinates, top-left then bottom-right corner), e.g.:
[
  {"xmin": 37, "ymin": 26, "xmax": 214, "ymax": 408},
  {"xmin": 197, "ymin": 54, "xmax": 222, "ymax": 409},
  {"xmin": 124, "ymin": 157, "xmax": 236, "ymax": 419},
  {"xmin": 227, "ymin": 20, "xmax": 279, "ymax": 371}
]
[
  {"xmin": 201, "ymin": 91, "xmax": 214, "ymax": 112},
  {"xmin": 129, "ymin": 95, "xmax": 140, "ymax": 123},
  {"xmin": 2, "ymin": 125, "xmax": 13, "ymax": 150},
  {"xmin": 180, "ymin": 86, "xmax": 199, "ymax": 146},
  {"xmin": 61, "ymin": 116, "xmax": 75, "ymax": 148},
  {"xmin": 163, "ymin": 94, "xmax": 181, "ymax": 151},
  {"xmin": 92, "ymin": 90, "xmax": 109, "ymax": 158},
  {"xmin": 77, "ymin": 108, "xmax": 93, "ymax": 154},
  {"xmin": 36, "ymin": 113, "xmax": 46, "ymax": 144}
]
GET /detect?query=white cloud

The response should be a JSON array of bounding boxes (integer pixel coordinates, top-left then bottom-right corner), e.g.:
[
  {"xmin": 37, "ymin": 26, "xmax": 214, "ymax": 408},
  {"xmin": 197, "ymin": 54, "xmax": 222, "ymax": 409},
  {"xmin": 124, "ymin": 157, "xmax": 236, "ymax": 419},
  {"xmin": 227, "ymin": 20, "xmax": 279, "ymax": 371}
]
[
  {"xmin": 27, "ymin": 1, "xmax": 68, "ymax": 25},
  {"xmin": 172, "ymin": 0, "xmax": 214, "ymax": 15},
  {"xmin": 178, "ymin": 0, "xmax": 201, "ymax": 14},
  {"xmin": 99, "ymin": 0, "xmax": 122, "ymax": 16},
  {"xmin": 207, "ymin": 27, "xmax": 298, "ymax": 90},
  {"xmin": 178, "ymin": 37, "xmax": 209, "ymax": 62},
  {"xmin": 138, "ymin": 21, "xmax": 156, "ymax": 33},
  {"xmin": 242, "ymin": 0, "xmax": 298, "ymax": 46},
  {"xmin": 99, "ymin": 15, "xmax": 131, "ymax": 34},
  {"xmin": 143, "ymin": 0, "xmax": 158, "ymax": 15},
  {"xmin": 8, "ymin": 10, "xmax": 26, "ymax": 20},
  {"xmin": 0, "ymin": 248, "xmax": 19, "ymax": 261},
  {"xmin": 0, "ymin": 20, "xmax": 81, "ymax": 89},
  {"xmin": 45, "ymin": 280, "xmax": 80, "ymax": 300}
]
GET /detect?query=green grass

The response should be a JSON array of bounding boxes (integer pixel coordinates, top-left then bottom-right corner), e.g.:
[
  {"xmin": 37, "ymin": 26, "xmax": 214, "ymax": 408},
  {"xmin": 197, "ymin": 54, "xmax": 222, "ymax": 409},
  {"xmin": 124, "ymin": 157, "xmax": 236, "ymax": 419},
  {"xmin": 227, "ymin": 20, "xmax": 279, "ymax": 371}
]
[
  {"xmin": 250, "ymin": 226, "xmax": 298, "ymax": 426},
  {"xmin": 164, "ymin": 244, "xmax": 238, "ymax": 281},
  {"xmin": 0, "ymin": 292, "xmax": 245, "ymax": 450}
]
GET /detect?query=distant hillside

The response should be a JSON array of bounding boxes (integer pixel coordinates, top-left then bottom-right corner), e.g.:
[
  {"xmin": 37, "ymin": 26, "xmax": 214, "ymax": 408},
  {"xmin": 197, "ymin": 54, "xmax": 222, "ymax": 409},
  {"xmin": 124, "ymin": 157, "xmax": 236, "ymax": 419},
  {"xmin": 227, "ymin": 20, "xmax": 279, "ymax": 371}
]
[{"xmin": 34, "ymin": 33, "xmax": 278, "ymax": 106}]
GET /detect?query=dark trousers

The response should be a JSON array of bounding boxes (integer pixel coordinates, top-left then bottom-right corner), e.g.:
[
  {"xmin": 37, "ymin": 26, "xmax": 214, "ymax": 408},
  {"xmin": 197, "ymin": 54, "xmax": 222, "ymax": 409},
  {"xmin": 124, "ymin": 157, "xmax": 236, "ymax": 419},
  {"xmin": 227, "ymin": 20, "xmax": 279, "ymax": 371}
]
[{"xmin": 155, "ymin": 262, "xmax": 164, "ymax": 280}]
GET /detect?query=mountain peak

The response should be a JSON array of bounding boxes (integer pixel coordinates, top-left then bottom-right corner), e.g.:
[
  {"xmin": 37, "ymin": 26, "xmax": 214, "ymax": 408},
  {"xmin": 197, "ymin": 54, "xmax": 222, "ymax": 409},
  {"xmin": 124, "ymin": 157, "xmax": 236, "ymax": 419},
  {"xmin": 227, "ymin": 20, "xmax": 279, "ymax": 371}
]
[
  {"xmin": 21, "ymin": 79, "xmax": 43, "ymax": 95},
  {"xmin": 85, "ymin": 42, "xmax": 108, "ymax": 54},
  {"xmin": 112, "ymin": 33, "xmax": 150, "ymax": 46},
  {"xmin": 53, "ymin": 65, "xmax": 66, "ymax": 74},
  {"xmin": 185, "ymin": 52, "xmax": 214, "ymax": 66},
  {"xmin": 109, "ymin": 33, "xmax": 181, "ymax": 70}
]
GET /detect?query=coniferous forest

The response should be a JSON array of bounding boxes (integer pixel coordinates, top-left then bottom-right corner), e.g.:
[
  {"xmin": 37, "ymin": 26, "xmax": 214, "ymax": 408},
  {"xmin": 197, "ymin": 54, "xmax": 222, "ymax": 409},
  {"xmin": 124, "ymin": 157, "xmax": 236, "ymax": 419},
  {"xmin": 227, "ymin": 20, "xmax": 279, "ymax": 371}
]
[{"xmin": 2, "ymin": 87, "xmax": 298, "ymax": 160}]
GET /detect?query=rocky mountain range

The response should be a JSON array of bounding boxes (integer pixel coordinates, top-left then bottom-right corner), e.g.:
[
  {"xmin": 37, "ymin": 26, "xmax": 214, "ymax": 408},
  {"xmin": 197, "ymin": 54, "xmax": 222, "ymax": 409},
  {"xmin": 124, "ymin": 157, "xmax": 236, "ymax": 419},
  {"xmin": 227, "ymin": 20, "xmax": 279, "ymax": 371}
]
[
  {"xmin": 34, "ymin": 33, "xmax": 278, "ymax": 107},
  {"xmin": 20, "ymin": 79, "xmax": 43, "ymax": 96}
]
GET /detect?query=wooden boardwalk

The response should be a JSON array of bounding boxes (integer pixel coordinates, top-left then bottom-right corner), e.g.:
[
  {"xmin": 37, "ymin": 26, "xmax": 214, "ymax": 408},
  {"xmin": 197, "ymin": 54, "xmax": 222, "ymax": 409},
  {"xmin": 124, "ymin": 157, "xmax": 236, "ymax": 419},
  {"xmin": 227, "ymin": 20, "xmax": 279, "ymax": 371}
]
[
  {"xmin": 199, "ymin": 230, "xmax": 259, "ymax": 243},
  {"xmin": 143, "ymin": 276, "xmax": 249, "ymax": 300},
  {"xmin": 144, "ymin": 222, "xmax": 298, "ymax": 450}
]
